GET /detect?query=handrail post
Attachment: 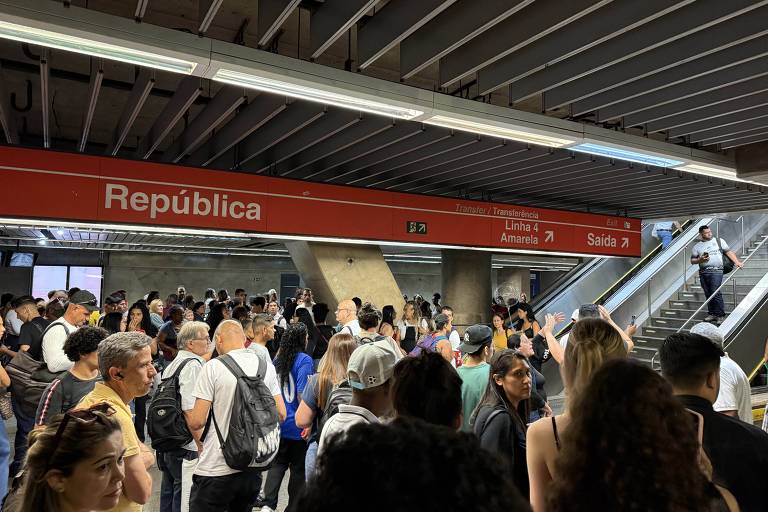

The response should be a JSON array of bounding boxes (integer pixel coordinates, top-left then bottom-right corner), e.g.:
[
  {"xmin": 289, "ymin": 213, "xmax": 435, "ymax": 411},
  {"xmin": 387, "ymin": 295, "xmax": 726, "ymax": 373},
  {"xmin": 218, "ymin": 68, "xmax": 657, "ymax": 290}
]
[
  {"xmin": 733, "ymin": 277, "xmax": 737, "ymax": 309},
  {"xmin": 741, "ymin": 217, "xmax": 746, "ymax": 256},
  {"xmin": 647, "ymin": 277, "xmax": 652, "ymax": 320}
]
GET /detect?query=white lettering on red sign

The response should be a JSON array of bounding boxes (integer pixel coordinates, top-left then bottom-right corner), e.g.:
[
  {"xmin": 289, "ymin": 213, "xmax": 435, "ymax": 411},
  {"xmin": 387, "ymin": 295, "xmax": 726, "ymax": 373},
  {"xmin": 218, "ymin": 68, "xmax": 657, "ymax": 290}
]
[
  {"xmin": 104, "ymin": 183, "xmax": 261, "ymax": 221},
  {"xmin": 587, "ymin": 233, "xmax": 617, "ymax": 247}
]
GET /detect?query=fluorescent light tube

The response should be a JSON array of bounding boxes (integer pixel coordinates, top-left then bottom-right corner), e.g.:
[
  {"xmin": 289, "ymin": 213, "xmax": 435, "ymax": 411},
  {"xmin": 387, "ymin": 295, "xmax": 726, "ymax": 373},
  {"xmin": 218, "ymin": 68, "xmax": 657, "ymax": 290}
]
[
  {"xmin": 212, "ymin": 68, "xmax": 424, "ymax": 120},
  {"xmin": 424, "ymin": 115, "xmax": 576, "ymax": 148},
  {"xmin": 673, "ymin": 163, "xmax": 736, "ymax": 179},
  {"xmin": 570, "ymin": 143, "xmax": 685, "ymax": 167},
  {"xmin": 0, "ymin": 20, "xmax": 197, "ymax": 74}
]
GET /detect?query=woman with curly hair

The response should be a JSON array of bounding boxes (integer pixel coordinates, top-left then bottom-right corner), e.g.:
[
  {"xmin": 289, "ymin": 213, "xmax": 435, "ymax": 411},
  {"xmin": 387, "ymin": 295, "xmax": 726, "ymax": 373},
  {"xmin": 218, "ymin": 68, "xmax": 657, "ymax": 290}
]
[
  {"xmin": 548, "ymin": 359, "xmax": 737, "ymax": 511},
  {"xmin": 262, "ymin": 323, "xmax": 314, "ymax": 512},
  {"xmin": 526, "ymin": 317, "xmax": 628, "ymax": 511},
  {"xmin": 472, "ymin": 349, "xmax": 532, "ymax": 498}
]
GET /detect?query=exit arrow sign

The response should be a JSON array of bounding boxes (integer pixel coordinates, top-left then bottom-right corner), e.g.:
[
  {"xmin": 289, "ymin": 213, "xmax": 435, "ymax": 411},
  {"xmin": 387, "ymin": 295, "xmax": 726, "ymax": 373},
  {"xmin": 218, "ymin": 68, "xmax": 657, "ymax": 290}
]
[
  {"xmin": 621, "ymin": 237, "xmax": 629, "ymax": 248},
  {"xmin": 545, "ymin": 230, "xmax": 554, "ymax": 242}
]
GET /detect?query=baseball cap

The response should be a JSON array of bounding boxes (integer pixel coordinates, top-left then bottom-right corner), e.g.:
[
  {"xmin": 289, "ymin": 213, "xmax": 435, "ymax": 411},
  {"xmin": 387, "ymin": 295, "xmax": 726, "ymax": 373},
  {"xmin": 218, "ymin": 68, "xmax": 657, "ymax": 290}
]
[
  {"xmin": 347, "ymin": 339, "xmax": 402, "ymax": 390},
  {"xmin": 11, "ymin": 295, "xmax": 37, "ymax": 309},
  {"xmin": 69, "ymin": 290, "xmax": 99, "ymax": 312},
  {"xmin": 690, "ymin": 322, "xmax": 724, "ymax": 346},
  {"xmin": 104, "ymin": 294, "xmax": 123, "ymax": 305},
  {"xmin": 459, "ymin": 324, "xmax": 493, "ymax": 353},
  {"xmin": 571, "ymin": 308, "xmax": 580, "ymax": 322}
]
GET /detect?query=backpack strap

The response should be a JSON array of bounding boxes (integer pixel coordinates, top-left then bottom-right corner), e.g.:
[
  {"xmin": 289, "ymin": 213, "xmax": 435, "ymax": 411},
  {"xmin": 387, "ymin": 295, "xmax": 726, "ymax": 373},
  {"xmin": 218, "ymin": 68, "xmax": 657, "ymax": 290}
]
[
  {"xmin": 59, "ymin": 374, "xmax": 76, "ymax": 414},
  {"xmin": 165, "ymin": 357, "xmax": 198, "ymax": 382},
  {"xmin": 41, "ymin": 321, "xmax": 70, "ymax": 339},
  {"xmin": 479, "ymin": 408, "xmax": 506, "ymax": 437}
]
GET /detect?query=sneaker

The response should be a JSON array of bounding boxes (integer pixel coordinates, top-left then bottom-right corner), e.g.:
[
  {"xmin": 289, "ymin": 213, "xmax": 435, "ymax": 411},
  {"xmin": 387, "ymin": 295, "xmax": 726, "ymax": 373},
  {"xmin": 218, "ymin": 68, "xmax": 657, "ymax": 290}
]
[
  {"xmin": 703, "ymin": 314, "xmax": 717, "ymax": 322},
  {"xmin": 260, "ymin": 507, "xmax": 274, "ymax": 512},
  {"xmin": 716, "ymin": 315, "xmax": 727, "ymax": 325}
]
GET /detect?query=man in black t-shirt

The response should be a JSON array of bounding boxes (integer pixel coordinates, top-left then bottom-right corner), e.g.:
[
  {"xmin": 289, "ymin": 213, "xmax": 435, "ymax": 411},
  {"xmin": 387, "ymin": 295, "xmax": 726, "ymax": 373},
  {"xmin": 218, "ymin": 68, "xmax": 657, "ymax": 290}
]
[{"xmin": 2, "ymin": 296, "xmax": 49, "ymax": 361}]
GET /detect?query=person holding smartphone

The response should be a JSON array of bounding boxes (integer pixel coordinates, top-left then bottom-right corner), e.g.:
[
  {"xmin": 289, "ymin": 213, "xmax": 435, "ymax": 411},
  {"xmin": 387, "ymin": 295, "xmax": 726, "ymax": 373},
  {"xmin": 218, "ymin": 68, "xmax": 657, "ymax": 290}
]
[{"xmin": 690, "ymin": 225, "xmax": 743, "ymax": 324}]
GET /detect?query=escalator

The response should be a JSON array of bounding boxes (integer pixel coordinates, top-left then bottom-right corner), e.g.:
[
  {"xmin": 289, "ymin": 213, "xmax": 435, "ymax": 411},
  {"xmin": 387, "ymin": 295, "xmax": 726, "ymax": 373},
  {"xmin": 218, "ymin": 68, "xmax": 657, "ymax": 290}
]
[{"xmin": 539, "ymin": 213, "xmax": 768, "ymax": 399}]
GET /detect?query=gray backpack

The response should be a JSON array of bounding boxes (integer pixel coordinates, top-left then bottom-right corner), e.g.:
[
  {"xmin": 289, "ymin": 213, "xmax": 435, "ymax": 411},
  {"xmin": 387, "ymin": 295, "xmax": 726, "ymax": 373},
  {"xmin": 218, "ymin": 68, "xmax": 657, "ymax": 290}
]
[{"xmin": 209, "ymin": 354, "xmax": 280, "ymax": 470}]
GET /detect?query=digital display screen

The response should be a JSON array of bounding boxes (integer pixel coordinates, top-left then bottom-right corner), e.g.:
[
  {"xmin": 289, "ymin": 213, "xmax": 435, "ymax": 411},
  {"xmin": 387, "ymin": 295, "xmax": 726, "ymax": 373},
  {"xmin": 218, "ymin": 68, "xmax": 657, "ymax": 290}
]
[{"xmin": 8, "ymin": 252, "xmax": 37, "ymax": 267}]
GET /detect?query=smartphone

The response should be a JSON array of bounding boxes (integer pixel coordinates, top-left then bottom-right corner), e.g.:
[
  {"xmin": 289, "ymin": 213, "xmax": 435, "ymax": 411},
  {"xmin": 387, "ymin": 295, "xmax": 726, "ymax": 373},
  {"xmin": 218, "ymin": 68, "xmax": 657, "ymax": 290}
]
[{"xmin": 630, "ymin": 315, "xmax": 636, "ymax": 326}]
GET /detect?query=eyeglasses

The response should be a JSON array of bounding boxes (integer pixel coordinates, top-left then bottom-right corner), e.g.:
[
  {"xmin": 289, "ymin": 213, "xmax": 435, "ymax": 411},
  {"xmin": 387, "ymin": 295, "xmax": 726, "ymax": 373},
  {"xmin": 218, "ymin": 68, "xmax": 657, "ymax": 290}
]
[{"xmin": 49, "ymin": 402, "xmax": 116, "ymax": 466}]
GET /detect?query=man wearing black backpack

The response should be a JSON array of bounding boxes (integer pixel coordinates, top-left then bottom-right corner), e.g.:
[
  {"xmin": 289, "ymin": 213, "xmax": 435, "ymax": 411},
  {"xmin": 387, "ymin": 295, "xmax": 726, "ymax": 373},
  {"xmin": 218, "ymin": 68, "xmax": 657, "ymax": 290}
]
[
  {"xmin": 149, "ymin": 321, "xmax": 211, "ymax": 512},
  {"xmin": 187, "ymin": 320, "xmax": 286, "ymax": 512}
]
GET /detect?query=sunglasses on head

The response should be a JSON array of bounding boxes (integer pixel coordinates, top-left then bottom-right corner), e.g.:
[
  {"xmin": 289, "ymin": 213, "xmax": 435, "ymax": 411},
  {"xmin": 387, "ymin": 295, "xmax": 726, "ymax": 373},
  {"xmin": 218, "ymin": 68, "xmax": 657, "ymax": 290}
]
[{"xmin": 48, "ymin": 402, "xmax": 116, "ymax": 466}]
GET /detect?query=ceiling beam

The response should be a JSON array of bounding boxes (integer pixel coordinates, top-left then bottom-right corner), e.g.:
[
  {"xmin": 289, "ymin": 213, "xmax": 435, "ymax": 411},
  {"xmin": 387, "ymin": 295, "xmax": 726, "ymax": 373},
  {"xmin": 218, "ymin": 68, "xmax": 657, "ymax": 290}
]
[
  {"xmin": 484, "ymin": 0, "xmax": 761, "ymax": 99},
  {"xmin": 357, "ymin": 137, "xmax": 506, "ymax": 187},
  {"xmin": 198, "ymin": 0, "xmax": 224, "ymax": 36},
  {"xmin": 78, "ymin": 60, "xmax": 103, "ymax": 152},
  {"xmin": 258, "ymin": 0, "xmax": 302, "ymax": 47},
  {"xmin": 552, "ymin": 19, "xmax": 768, "ymax": 112},
  {"xmin": 439, "ymin": 0, "xmax": 606, "ymax": 88},
  {"xmin": 400, "ymin": 0, "xmax": 529, "ymax": 80},
  {"xmin": 465, "ymin": 0, "xmax": 686, "ymax": 94},
  {"xmin": 309, "ymin": 0, "xmax": 378, "ymax": 59},
  {"xmin": 0, "ymin": 63, "xmax": 19, "ymax": 144},
  {"xmin": 241, "ymin": 109, "xmax": 361, "ymax": 173},
  {"xmin": 690, "ymin": 117, "xmax": 768, "ymax": 144},
  {"xmin": 624, "ymin": 77, "xmax": 768, "ymax": 127},
  {"xmin": 598, "ymin": 56, "xmax": 768, "ymax": 121},
  {"xmin": 106, "ymin": 68, "xmax": 155, "ymax": 156},
  {"xmin": 720, "ymin": 132, "xmax": 768, "ymax": 149},
  {"xmin": 278, "ymin": 116, "xmax": 393, "ymax": 176},
  {"xmin": 357, "ymin": 0, "xmax": 456, "ymax": 70},
  {"xmin": 39, "ymin": 47, "xmax": 50, "ymax": 149},
  {"xmin": 136, "ymin": 76, "xmax": 202, "ymax": 160},
  {"xmin": 134, "ymin": 0, "xmax": 149, "ymax": 22},
  {"xmin": 187, "ymin": 94, "xmax": 290, "ymax": 167},
  {"xmin": 304, "ymin": 123, "xmax": 434, "ymax": 182},
  {"xmin": 235, "ymin": 102, "xmax": 327, "ymax": 167},
  {"xmin": 703, "ymin": 126, "xmax": 768, "ymax": 146},
  {"xmin": 669, "ymin": 109, "xmax": 768, "ymax": 138},
  {"xmin": 162, "ymin": 86, "xmax": 246, "ymax": 163},
  {"xmin": 325, "ymin": 130, "xmax": 477, "ymax": 184},
  {"xmin": 647, "ymin": 91, "xmax": 768, "ymax": 133}
]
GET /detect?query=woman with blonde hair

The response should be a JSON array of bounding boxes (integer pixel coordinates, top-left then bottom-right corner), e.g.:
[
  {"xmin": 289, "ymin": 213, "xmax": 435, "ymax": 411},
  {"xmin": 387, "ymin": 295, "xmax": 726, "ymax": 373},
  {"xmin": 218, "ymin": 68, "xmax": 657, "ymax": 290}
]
[
  {"xmin": 396, "ymin": 301, "xmax": 428, "ymax": 354},
  {"xmin": 295, "ymin": 333, "xmax": 358, "ymax": 481},
  {"xmin": 526, "ymin": 317, "xmax": 628, "ymax": 511},
  {"xmin": 12, "ymin": 403, "xmax": 125, "ymax": 512},
  {"xmin": 148, "ymin": 299, "xmax": 164, "ymax": 330}
]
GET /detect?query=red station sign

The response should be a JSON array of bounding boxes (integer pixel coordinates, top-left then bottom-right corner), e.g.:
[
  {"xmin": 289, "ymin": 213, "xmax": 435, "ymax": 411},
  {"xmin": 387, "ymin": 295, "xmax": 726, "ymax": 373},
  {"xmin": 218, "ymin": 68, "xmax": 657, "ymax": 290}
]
[{"xmin": 0, "ymin": 147, "xmax": 641, "ymax": 257}]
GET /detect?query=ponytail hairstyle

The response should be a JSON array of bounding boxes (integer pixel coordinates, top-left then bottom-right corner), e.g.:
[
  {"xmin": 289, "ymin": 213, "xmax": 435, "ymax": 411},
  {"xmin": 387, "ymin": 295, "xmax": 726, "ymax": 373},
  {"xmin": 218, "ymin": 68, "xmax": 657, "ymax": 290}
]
[
  {"xmin": 471, "ymin": 349, "xmax": 530, "ymax": 431},
  {"xmin": 563, "ymin": 318, "xmax": 627, "ymax": 407},
  {"xmin": 17, "ymin": 409, "xmax": 121, "ymax": 512},
  {"xmin": 275, "ymin": 323, "xmax": 308, "ymax": 387},
  {"xmin": 316, "ymin": 333, "xmax": 358, "ymax": 406}
]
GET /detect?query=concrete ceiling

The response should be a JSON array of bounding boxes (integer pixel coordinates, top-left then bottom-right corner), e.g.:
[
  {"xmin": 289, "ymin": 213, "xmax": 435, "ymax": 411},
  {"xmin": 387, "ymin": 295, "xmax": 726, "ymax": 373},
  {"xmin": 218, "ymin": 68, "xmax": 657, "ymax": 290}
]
[{"xmin": 0, "ymin": 0, "xmax": 767, "ymax": 219}]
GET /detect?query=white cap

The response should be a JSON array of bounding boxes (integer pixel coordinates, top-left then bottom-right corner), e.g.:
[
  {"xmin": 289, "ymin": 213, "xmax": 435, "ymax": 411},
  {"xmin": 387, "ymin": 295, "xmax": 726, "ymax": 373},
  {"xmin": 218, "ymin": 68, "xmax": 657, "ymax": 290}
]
[
  {"xmin": 690, "ymin": 322, "xmax": 724, "ymax": 346},
  {"xmin": 347, "ymin": 339, "xmax": 402, "ymax": 390},
  {"xmin": 571, "ymin": 308, "xmax": 580, "ymax": 322}
]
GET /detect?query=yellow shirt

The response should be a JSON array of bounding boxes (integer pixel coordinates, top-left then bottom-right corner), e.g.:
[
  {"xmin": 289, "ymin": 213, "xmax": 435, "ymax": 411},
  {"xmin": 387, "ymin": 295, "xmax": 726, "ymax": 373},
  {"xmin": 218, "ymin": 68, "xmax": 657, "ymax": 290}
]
[
  {"xmin": 77, "ymin": 383, "xmax": 142, "ymax": 512},
  {"xmin": 89, "ymin": 310, "xmax": 100, "ymax": 326},
  {"xmin": 492, "ymin": 329, "xmax": 512, "ymax": 351}
]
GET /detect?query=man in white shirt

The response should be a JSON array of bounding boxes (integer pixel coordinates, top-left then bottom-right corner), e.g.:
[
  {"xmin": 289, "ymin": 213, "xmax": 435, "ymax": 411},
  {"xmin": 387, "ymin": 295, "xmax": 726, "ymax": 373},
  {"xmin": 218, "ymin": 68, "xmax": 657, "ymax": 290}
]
[
  {"xmin": 318, "ymin": 339, "xmax": 402, "ymax": 457},
  {"xmin": 440, "ymin": 306, "xmax": 461, "ymax": 367},
  {"xmin": 690, "ymin": 225, "xmax": 743, "ymax": 323},
  {"xmin": 156, "ymin": 321, "xmax": 211, "ymax": 512},
  {"xmin": 187, "ymin": 320, "xmax": 286, "ymax": 512},
  {"xmin": 690, "ymin": 322, "xmax": 752, "ymax": 423},
  {"xmin": 335, "ymin": 299, "xmax": 361, "ymax": 336},
  {"xmin": 267, "ymin": 301, "xmax": 287, "ymax": 330},
  {"xmin": 42, "ymin": 290, "xmax": 98, "ymax": 372},
  {"xmin": 248, "ymin": 313, "xmax": 275, "ymax": 361}
]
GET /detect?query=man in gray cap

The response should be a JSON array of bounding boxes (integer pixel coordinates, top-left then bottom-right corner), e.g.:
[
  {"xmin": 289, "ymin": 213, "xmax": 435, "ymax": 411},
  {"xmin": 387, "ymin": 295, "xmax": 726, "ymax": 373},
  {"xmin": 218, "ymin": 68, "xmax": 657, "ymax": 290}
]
[
  {"xmin": 42, "ymin": 289, "xmax": 99, "ymax": 372},
  {"xmin": 317, "ymin": 339, "xmax": 402, "ymax": 456},
  {"xmin": 690, "ymin": 322, "xmax": 752, "ymax": 423},
  {"xmin": 457, "ymin": 325, "xmax": 494, "ymax": 432}
]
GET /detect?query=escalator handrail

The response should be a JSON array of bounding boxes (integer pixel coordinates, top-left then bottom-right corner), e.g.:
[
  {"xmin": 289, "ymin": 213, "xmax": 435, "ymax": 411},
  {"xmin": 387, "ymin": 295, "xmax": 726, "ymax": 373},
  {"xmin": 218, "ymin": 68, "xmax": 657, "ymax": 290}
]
[{"xmin": 649, "ymin": 230, "xmax": 768, "ymax": 369}]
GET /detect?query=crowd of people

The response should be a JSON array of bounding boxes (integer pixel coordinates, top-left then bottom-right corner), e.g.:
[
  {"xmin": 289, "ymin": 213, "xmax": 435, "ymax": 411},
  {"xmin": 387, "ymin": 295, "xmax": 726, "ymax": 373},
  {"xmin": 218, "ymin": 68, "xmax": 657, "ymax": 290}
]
[{"xmin": 0, "ymin": 283, "xmax": 766, "ymax": 512}]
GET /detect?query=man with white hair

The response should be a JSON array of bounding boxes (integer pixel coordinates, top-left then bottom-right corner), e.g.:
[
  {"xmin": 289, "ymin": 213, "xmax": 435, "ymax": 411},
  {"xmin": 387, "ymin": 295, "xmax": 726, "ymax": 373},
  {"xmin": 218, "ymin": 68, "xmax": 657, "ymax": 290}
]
[
  {"xmin": 154, "ymin": 321, "xmax": 211, "ymax": 512},
  {"xmin": 690, "ymin": 322, "xmax": 752, "ymax": 423}
]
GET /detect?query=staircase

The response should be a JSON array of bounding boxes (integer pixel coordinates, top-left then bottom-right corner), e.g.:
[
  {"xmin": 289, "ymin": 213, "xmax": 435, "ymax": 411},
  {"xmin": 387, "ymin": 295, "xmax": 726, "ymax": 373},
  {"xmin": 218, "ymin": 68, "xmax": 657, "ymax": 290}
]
[{"xmin": 633, "ymin": 234, "xmax": 768, "ymax": 366}]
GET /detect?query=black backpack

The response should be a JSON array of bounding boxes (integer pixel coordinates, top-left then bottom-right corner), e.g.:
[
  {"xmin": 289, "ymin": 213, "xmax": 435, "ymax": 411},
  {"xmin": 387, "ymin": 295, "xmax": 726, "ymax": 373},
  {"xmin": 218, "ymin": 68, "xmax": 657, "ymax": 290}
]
[
  {"xmin": 147, "ymin": 358, "xmax": 200, "ymax": 453},
  {"xmin": 209, "ymin": 353, "xmax": 280, "ymax": 470},
  {"xmin": 318, "ymin": 380, "xmax": 353, "ymax": 432},
  {"xmin": 354, "ymin": 333, "xmax": 387, "ymax": 346}
]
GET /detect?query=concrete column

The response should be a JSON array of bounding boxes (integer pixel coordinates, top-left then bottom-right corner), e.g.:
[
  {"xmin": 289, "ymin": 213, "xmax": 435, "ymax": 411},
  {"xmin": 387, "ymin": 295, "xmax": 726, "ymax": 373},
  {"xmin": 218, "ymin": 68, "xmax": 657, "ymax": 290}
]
[
  {"xmin": 286, "ymin": 241, "xmax": 405, "ymax": 313},
  {"xmin": 441, "ymin": 249, "xmax": 492, "ymax": 327},
  {"xmin": 495, "ymin": 267, "xmax": 531, "ymax": 303}
]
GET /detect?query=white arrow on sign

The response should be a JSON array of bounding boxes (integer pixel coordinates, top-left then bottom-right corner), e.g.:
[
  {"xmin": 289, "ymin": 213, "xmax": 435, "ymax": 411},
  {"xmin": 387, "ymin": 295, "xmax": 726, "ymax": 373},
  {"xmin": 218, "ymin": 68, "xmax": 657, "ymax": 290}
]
[
  {"xmin": 621, "ymin": 237, "xmax": 629, "ymax": 248},
  {"xmin": 545, "ymin": 231, "xmax": 554, "ymax": 242}
]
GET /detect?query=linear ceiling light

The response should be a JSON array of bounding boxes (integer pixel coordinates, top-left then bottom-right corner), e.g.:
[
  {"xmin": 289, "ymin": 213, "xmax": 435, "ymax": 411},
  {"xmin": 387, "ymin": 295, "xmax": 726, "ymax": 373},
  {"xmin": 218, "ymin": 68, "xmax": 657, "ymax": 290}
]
[
  {"xmin": 569, "ymin": 142, "xmax": 685, "ymax": 167},
  {"xmin": 212, "ymin": 69, "xmax": 423, "ymax": 120},
  {"xmin": 424, "ymin": 115, "xmax": 576, "ymax": 148},
  {"xmin": 0, "ymin": 20, "xmax": 197, "ymax": 74},
  {"xmin": 673, "ymin": 163, "xmax": 738, "ymax": 180}
]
